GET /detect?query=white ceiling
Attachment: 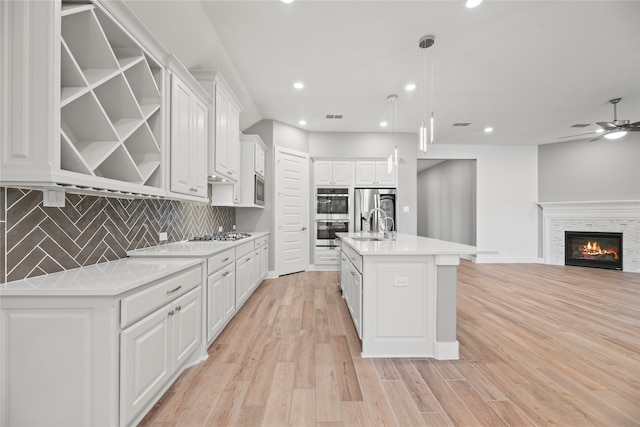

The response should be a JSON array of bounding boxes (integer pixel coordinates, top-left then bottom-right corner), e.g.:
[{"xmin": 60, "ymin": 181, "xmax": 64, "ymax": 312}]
[{"xmin": 126, "ymin": 0, "xmax": 640, "ymax": 146}]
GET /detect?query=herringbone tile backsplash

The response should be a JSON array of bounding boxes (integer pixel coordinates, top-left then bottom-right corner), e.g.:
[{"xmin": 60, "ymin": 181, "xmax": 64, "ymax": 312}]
[{"xmin": 0, "ymin": 187, "xmax": 235, "ymax": 283}]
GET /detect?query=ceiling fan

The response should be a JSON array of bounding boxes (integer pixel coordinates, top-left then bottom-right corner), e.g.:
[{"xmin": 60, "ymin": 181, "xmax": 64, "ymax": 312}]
[{"xmin": 559, "ymin": 98, "xmax": 640, "ymax": 142}]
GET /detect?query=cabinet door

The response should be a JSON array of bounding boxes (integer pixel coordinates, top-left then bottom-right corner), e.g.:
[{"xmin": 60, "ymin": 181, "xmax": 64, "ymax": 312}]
[
  {"xmin": 207, "ymin": 269, "xmax": 225, "ymax": 343},
  {"xmin": 340, "ymin": 251, "xmax": 349, "ymax": 295},
  {"xmin": 253, "ymin": 249, "xmax": 262, "ymax": 291},
  {"xmin": 172, "ymin": 287, "xmax": 201, "ymax": 369},
  {"xmin": 375, "ymin": 161, "xmax": 396, "ymax": 186},
  {"xmin": 235, "ymin": 254, "xmax": 254, "ymax": 308},
  {"xmin": 352, "ymin": 268, "xmax": 363, "ymax": 339},
  {"xmin": 170, "ymin": 76, "xmax": 208, "ymax": 197},
  {"xmin": 355, "ymin": 161, "xmax": 376, "ymax": 186},
  {"xmin": 255, "ymin": 144, "xmax": 265, "ymax": 177},
  {"xmin": 215, "ymin": 88, "xmax": 230, "ymax": 176},
  {"xmin": 260, "ymin": 244, "xmax": 269, "ymax": 282},
  {"xmin": 228, "ymin": 105, "xmax": 240, "ymax": 180},
  {"xmin": 120, "ymin": 304, "xmax": 172, "ymax": 426},
  {"xmin": 191, "ymin": 97, "xmax": 208, "ymax": 197},
  {"xmin": 314, "ymin": 161, "xmax": 333, "ymax": 186},
  {"xmin": 332, "ymin": 161, "xmax": 351, "ymax": 186},
  {"xmin": 170, "ymin": 77, "xmax": 193, "ymax": 195},
  {"xmin": 223, "ymin": 267, "xmax": 236, "ymax": 320}
]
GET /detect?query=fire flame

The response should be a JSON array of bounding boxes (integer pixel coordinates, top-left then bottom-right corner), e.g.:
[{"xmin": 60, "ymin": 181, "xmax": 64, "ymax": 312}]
[{"xmin": 580, "ymin": 241, "xmax": 619, "ymax": 260}]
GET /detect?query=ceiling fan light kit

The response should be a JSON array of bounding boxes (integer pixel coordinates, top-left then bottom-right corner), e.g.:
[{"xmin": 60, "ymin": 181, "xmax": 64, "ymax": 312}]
[{"xmin": 560, "ymin": 97, "xmax": 639, "ymax": 142}]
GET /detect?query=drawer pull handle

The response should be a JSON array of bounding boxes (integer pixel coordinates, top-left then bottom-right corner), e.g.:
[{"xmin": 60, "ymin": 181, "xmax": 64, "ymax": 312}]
[
  {"xmin": 350, "ymin": 271, "xmax": 355, "ymax": 276},
  {"xmin": 222, "ymin": 257, "xmax": 230, "ymax": 262},
  {"xmin": 246, "ymin": 257, "xmax": 251, "ymax": 262},
  {"xmin": 166, "ymin": 285, "xmax": 182, "ymax": 295},
  {"xmin": 168, "ymin": 309, "xmax": 175, "ymax": 316},
  {"xmin": 176, "ymin": 305, "xmax": 181, "ymax": 312}
]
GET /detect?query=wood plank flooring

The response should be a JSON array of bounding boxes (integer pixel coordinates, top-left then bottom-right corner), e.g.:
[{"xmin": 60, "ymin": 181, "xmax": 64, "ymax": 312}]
[{"xmin": 139, "ymin": 262, "xmax": 640, "ymax": 426}]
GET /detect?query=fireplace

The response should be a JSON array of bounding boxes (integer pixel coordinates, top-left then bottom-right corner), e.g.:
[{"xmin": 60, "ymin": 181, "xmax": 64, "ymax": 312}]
[{"xmin": 565, "ymin": 231, "xmax": 623, "ymax": 270}]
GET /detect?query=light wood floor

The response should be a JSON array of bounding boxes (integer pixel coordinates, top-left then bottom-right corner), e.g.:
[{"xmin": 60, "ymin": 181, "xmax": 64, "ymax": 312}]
[{"xmin": 140, "ymin": 262, "xmax": 640, "ymax": 426}]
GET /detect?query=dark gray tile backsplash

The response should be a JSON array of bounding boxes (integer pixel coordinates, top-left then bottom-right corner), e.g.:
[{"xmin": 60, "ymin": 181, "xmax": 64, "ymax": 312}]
[{"xmin": 0, "ymin": 187, "xmax": 235, "ymax": 283}]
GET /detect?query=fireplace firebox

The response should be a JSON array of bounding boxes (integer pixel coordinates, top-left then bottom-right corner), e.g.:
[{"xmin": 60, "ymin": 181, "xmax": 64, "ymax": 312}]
[{"xmin": 565, "ymin": 231, "xmax": 623, "ymax": 270}]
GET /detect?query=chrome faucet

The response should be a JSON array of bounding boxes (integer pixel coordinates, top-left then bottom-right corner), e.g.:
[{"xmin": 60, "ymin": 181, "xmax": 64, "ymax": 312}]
[{"xmin": 368, "ymin": 208, "xmax": 389, "ymax": 233}]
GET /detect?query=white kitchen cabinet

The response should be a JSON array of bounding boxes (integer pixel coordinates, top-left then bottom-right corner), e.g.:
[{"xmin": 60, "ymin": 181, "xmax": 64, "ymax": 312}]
[
  {"xmin": 253, "ymin": 234, "xmax": 270, "ymax": 290},
  {"xmin": 315, "ymin": 246, "xmax": 341, "ymax": 266},
  {"xmin": 255, "ymin": 141, "xmax": 266, "ymax": 177},
  {"xmin": 216, "ymin": 133, "xmax": 268, "ymax": 207},
  {"xmin": 206, "ymin": 248, "xmax": 236, "ymax": 344},
  {"xmin": 0, "ymin": 259, "xmax": 204, "ymax": 427},
  {"xmin": 340, "ymin": 243, "xmax": 363, "ymax": 338},
  {"xmin": 170, "ymin": 74, "xmax": 208, "ymax": 198},
  {"xmin": 120, "ymin": 286, "xmax": 201, "ymax": 426},
  {"xmin": 314, "ymin": 160, "xmax": 351, "ymax": 186},
  {"xmin": 235, "ymin": 241, "xmax": 255, "ymax": 309},
  {"xmin": 192, "ymin": 71, "xmax": 243, "ymax": 183},
  {"xmin": 0, "ymin": 0, "xmax": 174, "ymax": 203},
  {"xmin": 355, "ymin": 160, "xmax": 396, "ymax": 187}
]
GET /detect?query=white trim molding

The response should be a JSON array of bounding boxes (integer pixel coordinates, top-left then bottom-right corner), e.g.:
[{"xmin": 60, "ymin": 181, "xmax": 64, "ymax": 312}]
[{"xmin": 538, "ymin": 200, "xmax": 640, "ymax": 273}]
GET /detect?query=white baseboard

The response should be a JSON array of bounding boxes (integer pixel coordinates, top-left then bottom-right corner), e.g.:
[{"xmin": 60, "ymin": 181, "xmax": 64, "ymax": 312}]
[
  {"xmin": 474, "ymin": 256, "xmax": 544, "ymax": 264},
  {"xmin": 434, "ymin": 340, "xmax": 459, "ymax": 360}
]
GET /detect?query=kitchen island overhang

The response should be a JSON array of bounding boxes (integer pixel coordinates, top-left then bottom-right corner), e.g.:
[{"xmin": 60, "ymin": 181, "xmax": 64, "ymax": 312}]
[{"xmin": 337, "ymin": 232, "xmax": 493, "ymax": 360}]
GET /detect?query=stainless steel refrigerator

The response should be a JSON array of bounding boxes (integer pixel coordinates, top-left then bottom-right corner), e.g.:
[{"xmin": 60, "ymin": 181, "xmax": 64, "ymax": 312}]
[{"xmin": 354, "ymin": 188, "xmax": 397, "ymax": 232}]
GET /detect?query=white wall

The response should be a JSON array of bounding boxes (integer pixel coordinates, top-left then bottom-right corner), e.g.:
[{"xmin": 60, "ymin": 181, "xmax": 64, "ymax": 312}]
[
  {"xmin": 538, "ymin": 133, "xmax": 640, "ymax": 202},
  {"xmin": 417, "ymin": 160, "xmax": 476, "ymax": 246},
  {"xmin": 419, "ymin": 144, "xmax": 539, "ymax": 263}
]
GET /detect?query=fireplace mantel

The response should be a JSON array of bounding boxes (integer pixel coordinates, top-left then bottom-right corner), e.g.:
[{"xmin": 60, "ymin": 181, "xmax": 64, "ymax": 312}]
[{"xmin": 538, "ymin": 200, "xmax": 640, "ymax": 272}]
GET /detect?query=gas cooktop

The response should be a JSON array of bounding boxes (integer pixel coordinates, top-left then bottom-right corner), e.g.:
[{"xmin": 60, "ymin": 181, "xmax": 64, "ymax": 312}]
[{"xmin": 190, "ymin": 232, "xmax": 251, "ymax": 242}]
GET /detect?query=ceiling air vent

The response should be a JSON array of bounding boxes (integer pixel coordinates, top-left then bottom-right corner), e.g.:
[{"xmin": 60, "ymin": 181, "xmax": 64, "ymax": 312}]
[
  {"xmin": 570, "ymin": 123, "xmax": 591, "ymax": 128},
  {"xmin": 325, "ymin": 114, "xmax": 343, "ymax": 119},
  {"xmin": 453, "ymin": 122, "xmax": 471, "ymax": 126}
]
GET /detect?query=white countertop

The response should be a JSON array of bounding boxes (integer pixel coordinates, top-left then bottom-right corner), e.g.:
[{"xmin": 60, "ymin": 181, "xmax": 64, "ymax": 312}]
[
  {"xmin": 0, "ymin": 258, "xmax": 202, "ymax": 297},
  {"xmin": 338, "ymin": 232, "xmax": 494, "ymax": 256},
  {"xmin": 127, "ymin": 232, "xmax": 269, "ymax": 258}
]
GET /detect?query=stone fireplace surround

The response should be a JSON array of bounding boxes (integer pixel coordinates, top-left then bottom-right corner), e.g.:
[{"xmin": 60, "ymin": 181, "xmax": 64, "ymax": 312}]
[{"xmin": 538, "ymin": 200, "xmax": 640, "ymax": 273}]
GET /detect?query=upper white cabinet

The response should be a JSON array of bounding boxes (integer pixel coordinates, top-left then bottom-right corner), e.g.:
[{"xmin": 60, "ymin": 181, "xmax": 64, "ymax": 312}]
[
  {"xmin": 192, "ymin": 71, "xmax": 243, "ymax": 183},
  {"xmin": 314, "ymin": 160, "xmax": 351, "ymax": 186},
  {"xmin": 0, "ymin": 0, "xmax": 177, "ymax": 203},
  {"xmin": 169, "ymin": 72, "xmax": 209, "ymax": 198},
  {"xmin": 355, "ymin": 161, "xmax": 396, "ymax": 187}
]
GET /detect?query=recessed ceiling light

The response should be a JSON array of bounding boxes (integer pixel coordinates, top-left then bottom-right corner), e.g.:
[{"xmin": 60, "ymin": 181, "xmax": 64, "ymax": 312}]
[
  {"xmin": 293, "ymin": 81, "xmax": 304, "ymax": 90},
  {"xmin": 405, "ymin": 83, "xmax": 416, "ymax": 91},
  {"xmin": 465, "ymin": 0, "xmax": 483, "ymax": 8},
  {"xmin": 484, "ymin": 127, "xmax": 494, "ymax": 133},
  {"xmin": 281, "ymin": 0, "xmax": 294, "ymax": 3},
  {"xmin": 380, "ymin": 121, "xmax": 388, "ymax": 127},
  {"xmin": 298, "ymin": 120, "xmax": 307, "ymax": 126}
]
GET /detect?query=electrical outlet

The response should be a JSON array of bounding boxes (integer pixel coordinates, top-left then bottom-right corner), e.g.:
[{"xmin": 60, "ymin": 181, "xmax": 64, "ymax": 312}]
[
  {"xmin": 159, "ymin": 232, "xmax": 168, "ymax": 241},
  {"xmin": 218, "ymin": 226, "xmax": 223, "ymax": 233},
  {"xmin": 403, "ymin": 206, "xmax": 410, "ymax": 213},
  {"xmin": 394, "ymin": 277, "xmax": 409, "ymax": 287}
]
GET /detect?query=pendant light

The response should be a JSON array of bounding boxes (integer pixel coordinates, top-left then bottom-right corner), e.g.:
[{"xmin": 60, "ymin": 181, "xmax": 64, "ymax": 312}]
[
  {"xmin": 419, "ymin": 35, "xmax": 435, "ymax": 153},
  {"xmin": 386, "ymin": 94, "xmax": 398, "ymax": 173}
]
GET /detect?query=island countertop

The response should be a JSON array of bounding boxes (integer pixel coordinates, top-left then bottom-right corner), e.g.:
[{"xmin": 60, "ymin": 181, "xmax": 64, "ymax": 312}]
[{"xmin": 337, "ymin": 232, "xmax": 493, "ymax": 256}]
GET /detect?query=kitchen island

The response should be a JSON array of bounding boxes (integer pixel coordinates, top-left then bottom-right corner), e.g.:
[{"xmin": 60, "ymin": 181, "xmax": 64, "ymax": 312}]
[{"xmin": 338, "ymin": 232, "xmax": 491, "ymax": 360}]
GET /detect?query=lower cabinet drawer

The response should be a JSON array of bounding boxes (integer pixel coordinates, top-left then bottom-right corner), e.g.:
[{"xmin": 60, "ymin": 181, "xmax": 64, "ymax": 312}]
[
  {"xmin": 121, "ymin": 266, "xmax": 201, "ymax": 328},
  {"xmin": 207, "ymin": 248, "xmax": 235, "ymax": 275}
]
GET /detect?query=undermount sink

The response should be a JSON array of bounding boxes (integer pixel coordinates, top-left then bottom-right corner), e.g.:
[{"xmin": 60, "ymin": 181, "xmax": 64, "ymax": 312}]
[{"xmin": 350, "ymin": 236, "xmax": 385, "ymax": 242}]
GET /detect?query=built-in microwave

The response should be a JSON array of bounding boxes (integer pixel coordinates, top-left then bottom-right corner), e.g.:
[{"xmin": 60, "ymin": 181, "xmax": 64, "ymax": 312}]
[{"xmin": 254, "ymin": 175, "xmax": 264, "ymax": 206}]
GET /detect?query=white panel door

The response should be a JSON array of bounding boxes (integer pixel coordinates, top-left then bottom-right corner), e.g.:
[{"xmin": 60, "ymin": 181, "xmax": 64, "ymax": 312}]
[{"xmin": 275, "ymin": 146, "xmax": 309, "ymax": 275}]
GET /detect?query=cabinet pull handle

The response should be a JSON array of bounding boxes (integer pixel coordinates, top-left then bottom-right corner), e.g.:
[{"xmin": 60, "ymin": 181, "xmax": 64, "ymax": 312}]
[
  {"xmin": 222, "ymin": 257, "xmax": 230, "ymax": 262},
  {"xmin": 246, "ymin": 257, "xmax": 251, "ymax": 262},
  {"xmin": 176, "ymin": 305, "xmax": 181, "ymax": 312},
  {"xmin": 350, "ymin": 271, "xmax": 355, "ymax": 276},
  {"xmin": 166, "ymin": 285, "xmax": 182, "ymax": 295},
  {"xmin": 168, "ymin": 309, "xmax": 175, "ymax": 316}
]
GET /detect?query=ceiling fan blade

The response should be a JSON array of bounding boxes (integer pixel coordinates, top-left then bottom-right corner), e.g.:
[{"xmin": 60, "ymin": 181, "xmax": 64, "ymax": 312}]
[
  {"xmin": 557, "ymin": 131, "xmax": 597, "ymax": 140},
  {"xmin": 626, "ymin": 121, "xmax": 640, "ymax": 130},
  {"xmin": 589, "ymin": 134, "xmax": 604, "ymax": 142},
  {"xmin": 596, "ymin": 121, "xmax": 618, "ymax": 130}
]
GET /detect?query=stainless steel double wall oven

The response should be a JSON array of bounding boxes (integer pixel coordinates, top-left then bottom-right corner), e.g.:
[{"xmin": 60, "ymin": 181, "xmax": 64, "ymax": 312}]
[{"xmin": 315, "ymin": 188, "xmax": 349, "ymax": 247}]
